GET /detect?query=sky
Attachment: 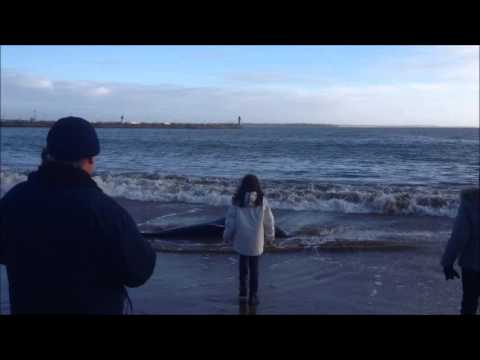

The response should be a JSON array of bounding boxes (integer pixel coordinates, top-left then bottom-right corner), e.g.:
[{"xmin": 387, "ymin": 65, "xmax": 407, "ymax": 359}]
[{"xmin": 1, "ymin": 45, "xmax": 478, "ymax": 126}]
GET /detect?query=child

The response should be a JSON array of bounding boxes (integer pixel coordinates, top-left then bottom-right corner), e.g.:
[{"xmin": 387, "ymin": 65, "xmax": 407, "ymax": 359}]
[{"xmin": 223, "ymin": 174, "xmax": 275, "ymax": 305}]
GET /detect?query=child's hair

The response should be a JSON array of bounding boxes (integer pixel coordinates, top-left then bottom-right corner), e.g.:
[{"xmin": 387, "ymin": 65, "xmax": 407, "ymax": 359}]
[{"xmin": 232, "ymin": 174, "xmax": 264, "ymax": 207}]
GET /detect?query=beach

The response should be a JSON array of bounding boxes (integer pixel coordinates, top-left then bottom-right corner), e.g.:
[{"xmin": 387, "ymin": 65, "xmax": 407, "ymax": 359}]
[
  {"xmin": 0, "ymin": 197, "xmax": 462, "ymax": 314},
  {"xmin": 2, "ymin": 44, "xmax": 478, "ymax": 315},
  {"xmin": 111, "ymin": 199, "xmax": 462, "ymax": 314},
  {"xmin": 1, "ymin": 126, "xmax": 477, "ymax": 314}
]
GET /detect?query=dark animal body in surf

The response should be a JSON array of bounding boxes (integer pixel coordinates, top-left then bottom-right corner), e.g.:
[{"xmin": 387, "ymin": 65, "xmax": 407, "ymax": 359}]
[{"xmin": 141, "ymin": 217, "xmax": 288, "ymax": 242}]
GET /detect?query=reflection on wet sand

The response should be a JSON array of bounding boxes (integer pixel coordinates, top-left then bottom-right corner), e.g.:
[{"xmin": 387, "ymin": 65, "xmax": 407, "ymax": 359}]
[{"xmin": 239, "ymin": 302, "xmax": 257, "ymax": 315}]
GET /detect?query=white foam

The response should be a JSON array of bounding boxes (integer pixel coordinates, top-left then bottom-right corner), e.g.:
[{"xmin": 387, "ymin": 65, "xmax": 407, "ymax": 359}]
[
  {"xmin": 0, "ymin": 171, "xmax": 28, "ymax": 197},
  {"xmin": 1, "ymin": 169, "xmax": 461, "ymax": 217},
  {"xmin": 93, "ymin": 174, "xmax": 234, "ymax": 206}
]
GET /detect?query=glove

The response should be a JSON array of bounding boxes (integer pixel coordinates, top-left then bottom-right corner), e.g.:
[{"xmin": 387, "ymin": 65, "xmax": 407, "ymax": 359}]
[{"xmin": 444, "ymin": 266, "xmax": 460, "ymax": 280}]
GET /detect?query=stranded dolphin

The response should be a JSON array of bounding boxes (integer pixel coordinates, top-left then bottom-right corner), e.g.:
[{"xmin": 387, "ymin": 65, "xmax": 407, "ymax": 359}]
[{"xmin": 141, "ymin": 217, "xmax": 288, "ymax": 243}]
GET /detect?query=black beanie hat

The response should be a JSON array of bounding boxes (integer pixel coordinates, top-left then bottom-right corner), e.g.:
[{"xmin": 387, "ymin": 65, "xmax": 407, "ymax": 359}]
[{"xmin": 47, "ymin": 117, "xmax": 100, "ymax": 161}]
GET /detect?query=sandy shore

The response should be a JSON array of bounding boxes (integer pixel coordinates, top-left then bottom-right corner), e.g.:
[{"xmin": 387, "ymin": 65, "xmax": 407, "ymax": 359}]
[
  {"xmin": 119, "ymin": 198, "xmax": 463, "ymax": 314},
  {"xmin": 0, "ymin": 197, "xmax": 462, "ymax": 314},
  {"xmin": 124, "ymin": 248, "xmax": 462, "ymax": 314}
]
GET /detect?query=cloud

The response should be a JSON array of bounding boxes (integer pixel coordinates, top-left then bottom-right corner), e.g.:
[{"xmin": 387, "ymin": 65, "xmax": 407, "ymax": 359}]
[
  {"xmin": 444, "ymin": 45, "xmax": 479, "ymax": 59},
  {"xmin": 5, "ymin": 72, "xmax": 54, "ymax": 89},
  {"xmin": 31, "ymin": 79, "xmax": 53, "ymax": 89},
  {"xmin": 1, "ymin": 68, "xmax": 478, "ymax": 127},
  {"xmin": 91, "ymin": 86, "xmax": 111, "ymax": 96},
  {"xmin": 384, "ymin": 45, "xmax": 479, "ymax": 83}
]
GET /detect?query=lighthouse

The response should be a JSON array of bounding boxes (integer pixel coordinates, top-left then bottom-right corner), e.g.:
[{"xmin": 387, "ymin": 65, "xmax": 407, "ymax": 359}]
[{"xmin": 238, "ymin": 116, "xmax": 241, "ymax": 126}]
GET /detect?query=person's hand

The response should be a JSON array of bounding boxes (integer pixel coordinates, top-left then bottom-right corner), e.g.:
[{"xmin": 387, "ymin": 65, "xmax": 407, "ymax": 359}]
[{"xmin": 443, "ymin": 266, "xmax": 460, "ymax": 280}]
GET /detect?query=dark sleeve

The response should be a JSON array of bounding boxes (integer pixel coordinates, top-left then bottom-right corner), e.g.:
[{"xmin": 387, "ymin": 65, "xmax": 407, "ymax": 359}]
[
  {"xmin": 99, "ymin": 196, "xmax": 157, "ymax": 288},
  {"xmin": 116, "ymin": 208, "xmax": 157, "ymax": 287},
  {"xmin": 441, "ymin": 199, "xmax": 471, "ymax": 268},
  {"xmin": 0, "ymin": 185, "xmax": 18, "ymax": 265},
  {"xmin": 0, "ymin": 197, "xmax": 6, "ymax": 265}
]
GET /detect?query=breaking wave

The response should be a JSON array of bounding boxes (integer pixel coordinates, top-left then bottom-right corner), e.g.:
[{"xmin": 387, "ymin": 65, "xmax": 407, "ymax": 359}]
[{"xmin": 1, "ymin": 169, "xmax": 461, "ymax": 217}]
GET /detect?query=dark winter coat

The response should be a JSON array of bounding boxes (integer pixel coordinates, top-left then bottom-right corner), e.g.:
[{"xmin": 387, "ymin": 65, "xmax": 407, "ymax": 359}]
[
  {"xmin": 0, "ymin": 163, "xmax": 156, "ymax": 314},
  {"xmin": 441, "ymin": 188, "xmax": 480, "ymax": 272}
]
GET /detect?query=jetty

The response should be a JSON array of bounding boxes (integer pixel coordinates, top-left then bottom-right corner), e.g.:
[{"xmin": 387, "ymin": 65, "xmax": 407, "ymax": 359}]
[{"xmin": 0, "ymin": 119, "xmax": 242, "ymax": 129}]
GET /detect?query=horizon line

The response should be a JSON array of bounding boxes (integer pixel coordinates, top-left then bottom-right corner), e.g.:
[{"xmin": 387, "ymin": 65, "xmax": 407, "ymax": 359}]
[{"xmin": 0, "ymin": 118, "xmax": 478, "ymax": 129}]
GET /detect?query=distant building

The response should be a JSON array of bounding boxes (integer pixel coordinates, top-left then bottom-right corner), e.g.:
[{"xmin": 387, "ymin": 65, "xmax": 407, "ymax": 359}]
[
  {"xmin": 30, "ymin": 109, "xmax": 37, "ymax": 122},
  {"xmin": 238, "ymin": 116, "xmax": 241, "ymax": 126}
]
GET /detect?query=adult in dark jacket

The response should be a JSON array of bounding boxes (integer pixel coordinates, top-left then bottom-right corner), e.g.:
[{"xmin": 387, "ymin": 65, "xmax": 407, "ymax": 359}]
[
  {"xmin": 0, "ymin": 117, "xmax": 156, "ymax": 314},
  {"xmin": 441, "ymin": 188, "xmax": 479, "ymax": 315}
]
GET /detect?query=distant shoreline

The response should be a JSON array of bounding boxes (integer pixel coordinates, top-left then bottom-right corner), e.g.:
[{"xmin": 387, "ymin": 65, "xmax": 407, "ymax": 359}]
[
  {"xmin": 0, "ymin": 119, "xmax": 477, "ymax": 129},
  {"xmin": 0, "ymin": 119, "xmax": 241, "ymax": 129}
]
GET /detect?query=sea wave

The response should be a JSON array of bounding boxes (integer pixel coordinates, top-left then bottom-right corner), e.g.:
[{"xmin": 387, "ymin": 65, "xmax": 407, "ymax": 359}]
[{"xmin": 0, "ymin": 169, "xmax": 461, "ymax": 217}]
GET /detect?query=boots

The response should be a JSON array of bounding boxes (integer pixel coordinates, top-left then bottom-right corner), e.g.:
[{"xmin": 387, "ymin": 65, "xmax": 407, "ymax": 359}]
[{"xmin": 249, "ymin": 293, "xmax": 259, "ymax": 306}]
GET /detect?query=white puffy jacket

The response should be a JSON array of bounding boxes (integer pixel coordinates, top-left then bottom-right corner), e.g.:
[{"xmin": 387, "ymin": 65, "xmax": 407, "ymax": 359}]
[{"xmin": 223, "ymin": 192, "xmax": 275, "ymax": 256}]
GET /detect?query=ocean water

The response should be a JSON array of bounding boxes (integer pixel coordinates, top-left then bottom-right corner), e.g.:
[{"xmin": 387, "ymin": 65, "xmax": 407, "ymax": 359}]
[{"xmin": 1, "ymin": 126, "xmax": 478, "ymax": 219}]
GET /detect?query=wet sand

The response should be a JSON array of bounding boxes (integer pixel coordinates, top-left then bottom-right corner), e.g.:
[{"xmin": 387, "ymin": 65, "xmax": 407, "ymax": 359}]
[
  {"xmin": 0, "ymin": 198, "xmax": 462, "ymax": 314},
  {"xmin": 125, "ymin": 248, "xmax": 462, "ymax": 314},
  {"xmin": 120, "ymin": 198, "xmax": 462, "ymax": 314}
]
